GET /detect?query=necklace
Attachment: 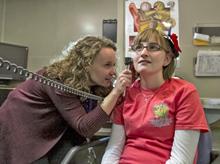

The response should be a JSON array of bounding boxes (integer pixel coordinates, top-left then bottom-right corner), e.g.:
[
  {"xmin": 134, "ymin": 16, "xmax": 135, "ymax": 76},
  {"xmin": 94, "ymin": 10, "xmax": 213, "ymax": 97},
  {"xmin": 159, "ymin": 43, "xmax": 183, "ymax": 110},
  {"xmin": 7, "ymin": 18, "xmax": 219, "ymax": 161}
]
[{"xmin": 141, "ymin": 90, "xmax": 154, "ymax": 102}]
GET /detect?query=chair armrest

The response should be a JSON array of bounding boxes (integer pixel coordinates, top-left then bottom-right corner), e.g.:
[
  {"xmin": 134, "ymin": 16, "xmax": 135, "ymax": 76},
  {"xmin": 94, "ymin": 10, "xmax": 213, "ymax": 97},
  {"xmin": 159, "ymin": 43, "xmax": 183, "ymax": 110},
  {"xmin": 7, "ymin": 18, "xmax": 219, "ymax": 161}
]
[{"xmin": 61, "ymin": 137, "xmax": 110, "ymax": 164}]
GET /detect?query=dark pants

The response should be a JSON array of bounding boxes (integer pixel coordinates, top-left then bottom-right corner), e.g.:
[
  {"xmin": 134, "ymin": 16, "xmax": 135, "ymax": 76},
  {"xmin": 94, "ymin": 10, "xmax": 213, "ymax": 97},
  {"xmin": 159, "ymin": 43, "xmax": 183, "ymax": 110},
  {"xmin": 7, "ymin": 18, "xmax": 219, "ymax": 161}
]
[{"xmin": 32, "ymin": 128, "xmax": 86, "ymax": 164}]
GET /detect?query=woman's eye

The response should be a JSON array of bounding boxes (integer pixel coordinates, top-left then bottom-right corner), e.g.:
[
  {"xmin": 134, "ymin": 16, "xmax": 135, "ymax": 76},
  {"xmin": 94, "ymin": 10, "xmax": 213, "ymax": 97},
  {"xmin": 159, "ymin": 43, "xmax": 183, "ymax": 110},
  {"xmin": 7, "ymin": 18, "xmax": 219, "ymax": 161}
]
[
  {"xmin": 104, "ymin": 63, "xmax": 112, "ymax": 67},
  {"xmin": 135, "ymin": 45, "xmax": 143, "ymax": 51},
  {"xmin": 149, "ymin": 45, "xmax": 157, "ymax": 50},
  {"xmin": 148, "ymin": 43, "xmax": 161, "ymax": 51}
]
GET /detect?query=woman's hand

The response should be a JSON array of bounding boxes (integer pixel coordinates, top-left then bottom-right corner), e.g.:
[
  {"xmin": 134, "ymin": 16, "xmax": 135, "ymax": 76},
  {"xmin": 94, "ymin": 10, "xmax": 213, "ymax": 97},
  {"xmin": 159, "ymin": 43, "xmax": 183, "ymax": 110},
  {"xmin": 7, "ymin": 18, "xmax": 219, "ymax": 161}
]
[
  {"xmin": 101, "ymin": 69, "xmax": 132, "ymax": 115},
  {"xmin": 113, "ymin": 69, "xmax": 132, "ymax": 95}
]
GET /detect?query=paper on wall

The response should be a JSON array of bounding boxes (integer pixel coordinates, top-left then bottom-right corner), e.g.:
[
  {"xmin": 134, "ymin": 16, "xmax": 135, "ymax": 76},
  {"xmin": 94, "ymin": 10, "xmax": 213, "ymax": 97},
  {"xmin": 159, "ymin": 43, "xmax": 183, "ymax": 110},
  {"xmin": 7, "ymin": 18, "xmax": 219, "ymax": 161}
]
[{"xmin": 195, "ymin": 50, "xmax": 220, "ymax": 76}]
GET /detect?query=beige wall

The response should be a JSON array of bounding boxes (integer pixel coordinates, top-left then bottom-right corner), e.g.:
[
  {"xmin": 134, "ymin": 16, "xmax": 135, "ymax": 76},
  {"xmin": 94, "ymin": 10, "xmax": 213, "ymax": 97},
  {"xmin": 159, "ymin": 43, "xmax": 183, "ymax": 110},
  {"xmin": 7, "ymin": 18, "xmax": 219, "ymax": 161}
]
[
  {"xmin": 1, "ymin": 0, "xmax": 117, "ymax": 71},
  {"xmin": 176, "ymin": 0, "xmax": 220, "ymax": 98},
  {"xmin": 117, "ymin": 0, "xmax": 220, "ymax": 98},
  {"xmin": 1, "ymin": 0, "xmax": 220, "ymax": 98},
  {"xmin": 0, "ymin": 0, "xmax": 5, "ymax": 40}
]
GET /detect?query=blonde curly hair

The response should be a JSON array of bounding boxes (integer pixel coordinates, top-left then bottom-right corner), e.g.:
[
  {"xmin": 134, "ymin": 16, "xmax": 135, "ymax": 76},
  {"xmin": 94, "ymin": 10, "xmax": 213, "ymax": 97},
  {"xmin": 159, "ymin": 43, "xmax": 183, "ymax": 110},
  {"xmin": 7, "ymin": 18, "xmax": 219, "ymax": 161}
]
[{"xmin": 45, "ymin": 36, "xmax": 117, "ymax": 97}]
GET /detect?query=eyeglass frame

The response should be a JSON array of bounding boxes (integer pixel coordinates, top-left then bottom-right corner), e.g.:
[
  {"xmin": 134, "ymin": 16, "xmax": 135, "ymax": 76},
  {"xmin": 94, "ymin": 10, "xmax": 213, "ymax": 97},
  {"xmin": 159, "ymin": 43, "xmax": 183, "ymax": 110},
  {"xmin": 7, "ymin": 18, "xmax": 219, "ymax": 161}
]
[{"xmin": 131, "ymin": 42, "xmax": 169, "ymax": 54}]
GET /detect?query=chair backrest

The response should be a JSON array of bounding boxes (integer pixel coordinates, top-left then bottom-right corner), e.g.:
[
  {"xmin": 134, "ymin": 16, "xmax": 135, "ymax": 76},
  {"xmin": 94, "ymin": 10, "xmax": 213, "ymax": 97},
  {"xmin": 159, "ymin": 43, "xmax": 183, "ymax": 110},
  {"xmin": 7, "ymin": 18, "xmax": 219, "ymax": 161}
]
[
  {"xmin": 197, "ymin": 131, "xmax": 212, "ymax": 164},
  {"xmin": 61, "ymin": 137, "xmax": 109, "ymax": 164}
]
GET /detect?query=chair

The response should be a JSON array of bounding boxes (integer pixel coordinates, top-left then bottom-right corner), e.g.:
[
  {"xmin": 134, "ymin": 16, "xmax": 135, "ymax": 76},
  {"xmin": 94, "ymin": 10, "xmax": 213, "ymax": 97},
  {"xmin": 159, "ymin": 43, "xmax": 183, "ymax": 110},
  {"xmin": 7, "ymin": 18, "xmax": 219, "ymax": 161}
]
[
  {"xmin": 197, "ymin": 131, "xmax": 212, "ymax": 164},
  {"xmin": 61, "ymin": 137, "xmax": 109, "ymax": 164},
  {"xmin": 197, "ymin": 130, "xmax": 220, "ymax": 164},
  {"xmin": 61, "ymin": 131, "xmax": 220, "ymax": 164}
]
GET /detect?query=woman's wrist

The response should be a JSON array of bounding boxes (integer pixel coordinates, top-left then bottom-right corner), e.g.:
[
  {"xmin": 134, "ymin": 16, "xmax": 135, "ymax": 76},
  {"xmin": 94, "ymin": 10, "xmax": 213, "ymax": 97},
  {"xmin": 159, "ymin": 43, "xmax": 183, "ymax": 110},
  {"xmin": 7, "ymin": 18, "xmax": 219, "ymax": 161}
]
[
  {"xmin": 111, "ymin": 87, "xmax": 124, "ymax": 97},
  {"xmin": 100, "ymin": 89, "xmax": 121, "ymax": 115}
]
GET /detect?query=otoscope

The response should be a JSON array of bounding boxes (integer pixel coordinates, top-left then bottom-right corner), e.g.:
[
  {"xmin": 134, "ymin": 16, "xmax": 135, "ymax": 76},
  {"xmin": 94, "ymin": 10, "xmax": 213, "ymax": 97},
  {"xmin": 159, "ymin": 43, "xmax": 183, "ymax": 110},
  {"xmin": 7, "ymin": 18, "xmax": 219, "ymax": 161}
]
[
  {"xmin": 124, "ymin": 57, "xmax": 133, "ymax": 69},
  {"xmin": 124, "ymin": 57, "xmax": 137, "ymax": 82}
]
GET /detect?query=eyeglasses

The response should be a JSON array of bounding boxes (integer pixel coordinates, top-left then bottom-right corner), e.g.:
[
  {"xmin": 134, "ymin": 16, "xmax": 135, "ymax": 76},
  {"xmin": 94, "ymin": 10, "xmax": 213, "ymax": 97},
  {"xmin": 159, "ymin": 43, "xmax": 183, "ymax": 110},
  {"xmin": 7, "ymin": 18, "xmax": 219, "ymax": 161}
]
[{"xmin": 131, "ymin": 42, "xmax": 164, "ymax": 53}]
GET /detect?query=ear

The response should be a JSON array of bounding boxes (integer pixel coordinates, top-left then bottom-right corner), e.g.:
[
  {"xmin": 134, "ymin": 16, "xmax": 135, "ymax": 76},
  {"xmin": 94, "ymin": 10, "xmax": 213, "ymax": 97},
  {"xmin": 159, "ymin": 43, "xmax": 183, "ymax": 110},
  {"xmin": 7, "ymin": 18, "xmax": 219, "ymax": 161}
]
[{"xmin": 163, "ymin": 54, "xmax": 172, "ymax": 67}]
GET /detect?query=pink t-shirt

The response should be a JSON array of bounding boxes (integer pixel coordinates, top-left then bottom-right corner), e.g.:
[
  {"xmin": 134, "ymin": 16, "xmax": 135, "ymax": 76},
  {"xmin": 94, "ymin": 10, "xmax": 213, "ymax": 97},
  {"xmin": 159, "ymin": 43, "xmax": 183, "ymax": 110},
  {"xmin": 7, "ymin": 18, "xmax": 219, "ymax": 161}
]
[{"xmin": 113, "ymin": 78, "xmax": 209, "ymax": 164}]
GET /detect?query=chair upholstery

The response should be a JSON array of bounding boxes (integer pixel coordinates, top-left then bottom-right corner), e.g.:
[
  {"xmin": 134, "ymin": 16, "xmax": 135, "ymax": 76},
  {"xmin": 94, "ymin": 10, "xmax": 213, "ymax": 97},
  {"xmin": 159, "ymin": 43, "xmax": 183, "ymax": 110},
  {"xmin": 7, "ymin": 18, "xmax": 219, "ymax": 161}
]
[
  {"xmin": 197, "ymin": 131, "xmax": 212, "ymax": 164},
  {"xmin": 197, "ymin": 130, "xmax": 220, "ymax": 164}
]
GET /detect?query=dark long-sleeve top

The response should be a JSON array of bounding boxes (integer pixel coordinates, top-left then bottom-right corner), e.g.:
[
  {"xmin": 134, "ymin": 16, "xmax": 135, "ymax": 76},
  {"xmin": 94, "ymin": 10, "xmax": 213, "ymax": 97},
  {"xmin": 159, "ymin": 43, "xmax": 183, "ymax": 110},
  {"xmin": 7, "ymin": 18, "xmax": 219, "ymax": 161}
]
[{"xmin": 0, "ymin": 71, "xmax": 109, "ymax": 164}]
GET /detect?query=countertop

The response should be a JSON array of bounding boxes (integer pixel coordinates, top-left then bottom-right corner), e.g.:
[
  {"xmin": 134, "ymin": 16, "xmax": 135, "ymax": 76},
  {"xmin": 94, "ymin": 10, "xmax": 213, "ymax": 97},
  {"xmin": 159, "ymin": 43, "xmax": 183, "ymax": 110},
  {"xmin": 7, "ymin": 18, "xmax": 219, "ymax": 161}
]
[{"xmin": 201, "ymin": 98, "xmax": 220, "ymax": 110}]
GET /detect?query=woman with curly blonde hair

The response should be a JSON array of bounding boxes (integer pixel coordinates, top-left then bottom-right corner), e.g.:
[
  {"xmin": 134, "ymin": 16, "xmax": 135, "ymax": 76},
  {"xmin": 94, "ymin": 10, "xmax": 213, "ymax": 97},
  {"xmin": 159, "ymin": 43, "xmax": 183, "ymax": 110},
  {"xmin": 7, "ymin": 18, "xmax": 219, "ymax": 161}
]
[
  {"xmin": 0, "ymin": 36, "xmax": 132, "ymax": 164},
  {"xmin": 46, "ymin": 36, "xmax": 116, "ymax": 97}
]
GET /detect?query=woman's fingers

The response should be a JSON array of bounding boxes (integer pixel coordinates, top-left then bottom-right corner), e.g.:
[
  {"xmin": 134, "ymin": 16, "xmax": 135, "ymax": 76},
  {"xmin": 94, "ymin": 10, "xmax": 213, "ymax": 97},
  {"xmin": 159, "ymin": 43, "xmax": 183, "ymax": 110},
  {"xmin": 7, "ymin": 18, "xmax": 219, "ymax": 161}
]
[
  {"xmin": 114, "ymin": 69, "xmax": 132, "ymax": 93},
  {"xmin": 119, "ymin": 69, "xmax": 132, "ymax": 86}
]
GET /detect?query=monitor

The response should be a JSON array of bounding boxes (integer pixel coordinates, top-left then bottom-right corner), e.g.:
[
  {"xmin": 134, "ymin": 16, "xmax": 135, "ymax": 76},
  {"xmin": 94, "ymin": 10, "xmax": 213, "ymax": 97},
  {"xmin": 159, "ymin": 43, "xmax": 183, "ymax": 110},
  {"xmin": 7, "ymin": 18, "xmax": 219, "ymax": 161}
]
[
  {"xmin": 102, "ymin": 19, "xmax": 117, "ymax": 43},
  {"xmin": 0, "ymin": 42, "xmax": 28, "ymax": 82}
]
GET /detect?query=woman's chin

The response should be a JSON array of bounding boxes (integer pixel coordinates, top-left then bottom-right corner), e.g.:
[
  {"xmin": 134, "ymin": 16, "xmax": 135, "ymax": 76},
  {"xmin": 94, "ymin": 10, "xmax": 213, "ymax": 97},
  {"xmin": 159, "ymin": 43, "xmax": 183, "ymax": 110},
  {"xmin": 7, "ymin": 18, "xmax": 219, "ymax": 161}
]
[
  {"xmin": 94, "ymin": 80, "xmax": 112, "ymax": 88},
  {"xmin": 101, "ymin": 81, "xmax": 112, "ymax": 87}
]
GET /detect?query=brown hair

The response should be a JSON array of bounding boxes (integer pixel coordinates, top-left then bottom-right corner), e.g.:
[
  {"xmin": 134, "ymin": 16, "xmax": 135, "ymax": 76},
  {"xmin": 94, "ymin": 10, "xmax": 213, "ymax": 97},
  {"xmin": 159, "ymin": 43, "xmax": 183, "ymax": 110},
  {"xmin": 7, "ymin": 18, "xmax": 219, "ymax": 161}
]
[{"xmin": 132, "ymin": 28, "xmax": 177, "ymax": 80}]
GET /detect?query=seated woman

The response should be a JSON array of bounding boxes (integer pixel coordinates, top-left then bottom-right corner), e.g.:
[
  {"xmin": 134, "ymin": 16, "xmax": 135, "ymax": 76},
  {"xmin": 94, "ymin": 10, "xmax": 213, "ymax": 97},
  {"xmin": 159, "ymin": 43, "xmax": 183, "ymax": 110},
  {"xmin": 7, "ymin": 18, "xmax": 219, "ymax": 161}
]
[{"xmin": 101, "ymin": 28, "xmax": 209, "ymax": 164}]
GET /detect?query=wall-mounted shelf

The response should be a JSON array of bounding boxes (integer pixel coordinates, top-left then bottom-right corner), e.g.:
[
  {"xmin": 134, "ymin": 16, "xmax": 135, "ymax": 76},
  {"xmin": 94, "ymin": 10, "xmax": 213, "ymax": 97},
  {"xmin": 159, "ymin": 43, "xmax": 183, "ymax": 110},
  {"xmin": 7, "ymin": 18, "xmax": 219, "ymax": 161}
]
[{"xmin": 193, "ymin": 24, "xmax": 220, "ymax": 46}]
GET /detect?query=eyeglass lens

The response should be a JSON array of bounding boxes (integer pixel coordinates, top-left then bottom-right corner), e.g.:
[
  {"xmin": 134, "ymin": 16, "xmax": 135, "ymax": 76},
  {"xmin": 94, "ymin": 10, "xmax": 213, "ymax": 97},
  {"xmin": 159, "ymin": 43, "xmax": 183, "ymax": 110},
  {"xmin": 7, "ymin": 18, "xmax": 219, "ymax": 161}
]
[{"xmin": 134, "ymin": 42, "xmax": 162, "ymax": 52}]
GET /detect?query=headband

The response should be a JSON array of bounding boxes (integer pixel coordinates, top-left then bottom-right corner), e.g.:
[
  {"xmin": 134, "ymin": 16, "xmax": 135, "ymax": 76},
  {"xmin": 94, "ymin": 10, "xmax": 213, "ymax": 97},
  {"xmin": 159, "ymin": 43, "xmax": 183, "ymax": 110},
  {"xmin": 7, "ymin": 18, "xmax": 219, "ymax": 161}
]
[{"xmin": 165, "ymin": 33, "xmax": 182, "ymax": 58}]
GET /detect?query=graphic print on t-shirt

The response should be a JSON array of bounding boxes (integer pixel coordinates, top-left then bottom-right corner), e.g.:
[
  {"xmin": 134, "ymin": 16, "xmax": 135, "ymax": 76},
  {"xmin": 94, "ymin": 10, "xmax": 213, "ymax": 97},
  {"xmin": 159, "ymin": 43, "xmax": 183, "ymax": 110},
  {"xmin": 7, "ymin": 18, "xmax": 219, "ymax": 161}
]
[{"xmin": 150, "ymin": 103, "xmax": 172, "ymax": 127}]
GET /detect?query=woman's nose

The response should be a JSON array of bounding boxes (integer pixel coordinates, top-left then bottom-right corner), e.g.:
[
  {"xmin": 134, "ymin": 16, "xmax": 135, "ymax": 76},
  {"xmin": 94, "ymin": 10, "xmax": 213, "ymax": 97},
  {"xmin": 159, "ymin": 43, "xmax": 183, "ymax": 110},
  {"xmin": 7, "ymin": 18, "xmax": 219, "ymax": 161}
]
[
  {"xmin": 140, "ymin": 47, "xmax": 149, "ymax": 56},
  {"xmin": 110, "ymin": 67, "xmax": 116, "ymax": 75}
]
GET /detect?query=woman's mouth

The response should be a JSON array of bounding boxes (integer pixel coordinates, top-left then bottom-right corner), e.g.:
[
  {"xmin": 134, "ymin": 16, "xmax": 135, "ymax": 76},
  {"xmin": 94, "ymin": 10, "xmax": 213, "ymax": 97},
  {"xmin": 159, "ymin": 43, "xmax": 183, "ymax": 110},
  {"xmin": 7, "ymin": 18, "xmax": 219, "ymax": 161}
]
[{"xmin": 138, "ymin": 60, "xmax": 151, "ymax": 64}]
